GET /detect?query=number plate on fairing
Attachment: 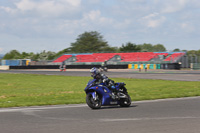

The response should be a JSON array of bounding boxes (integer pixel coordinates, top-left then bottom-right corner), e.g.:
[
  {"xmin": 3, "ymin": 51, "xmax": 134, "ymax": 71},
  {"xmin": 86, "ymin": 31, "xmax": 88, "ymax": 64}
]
[{"xmin": 110, "ymin": 101, "xmax": 117, "ymax": 104}]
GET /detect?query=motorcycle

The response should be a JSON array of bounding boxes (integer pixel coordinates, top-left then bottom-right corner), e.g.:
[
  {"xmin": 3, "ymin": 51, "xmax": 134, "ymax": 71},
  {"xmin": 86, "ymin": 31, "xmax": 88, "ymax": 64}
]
[
  {"xmin": 99, "ymin": 66, "xmax": 108, "ymax": 72},
  {"xmin": 59, "ymin": 65, "xmax": 66, "ymax": 71},
  {"xmin": 84, "ymin": 79, "xmax": 131, "ymax": 109}
]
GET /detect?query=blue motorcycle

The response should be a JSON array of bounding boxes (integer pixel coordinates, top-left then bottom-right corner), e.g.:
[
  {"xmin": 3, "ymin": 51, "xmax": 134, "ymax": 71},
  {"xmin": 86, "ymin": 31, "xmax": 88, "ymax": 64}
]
[{"xmin": 84, "ymin": 79, "xmax": 131, "ymax": 109}]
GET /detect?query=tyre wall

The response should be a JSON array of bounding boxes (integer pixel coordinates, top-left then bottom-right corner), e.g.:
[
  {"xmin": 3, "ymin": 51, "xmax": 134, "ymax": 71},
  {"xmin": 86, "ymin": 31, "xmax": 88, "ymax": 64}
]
[
  {"xmin": 9, "ymin": 63, "xmax": 180, "ymax": 70},
  {"xmin": 128, "ymin": 63, "xmax": 181, "ymax": 70}
]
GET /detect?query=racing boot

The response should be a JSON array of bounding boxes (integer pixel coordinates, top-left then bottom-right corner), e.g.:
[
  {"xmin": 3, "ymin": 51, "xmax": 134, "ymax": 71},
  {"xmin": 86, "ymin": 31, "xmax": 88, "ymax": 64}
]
[{"xmin": 109, "ymin": 92, "xmax": 116, "ymax": 100}]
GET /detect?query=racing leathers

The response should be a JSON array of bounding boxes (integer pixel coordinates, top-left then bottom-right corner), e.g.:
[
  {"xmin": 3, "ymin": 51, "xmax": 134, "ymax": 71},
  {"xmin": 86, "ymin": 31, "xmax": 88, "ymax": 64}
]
[{"xmin": 93, "ymin": 72, "xmax": 117, "ymax": 99}]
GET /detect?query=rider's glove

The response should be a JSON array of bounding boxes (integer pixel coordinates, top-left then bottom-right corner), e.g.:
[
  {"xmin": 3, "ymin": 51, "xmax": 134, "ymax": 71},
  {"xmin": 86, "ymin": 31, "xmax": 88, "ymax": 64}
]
[{"xmin": 103, "ymin": 79, "xmax": 107, "ymax": 83}]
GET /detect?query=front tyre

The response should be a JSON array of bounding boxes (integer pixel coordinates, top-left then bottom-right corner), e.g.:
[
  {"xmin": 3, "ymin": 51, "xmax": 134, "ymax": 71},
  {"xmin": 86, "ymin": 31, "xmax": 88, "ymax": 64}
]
[
  {"xmin": 86, "ymin": 93, "xmax": 102, "ymax": 109},
  {"xmin": 104, "ymin": 67, "xmax": 108, "ymax": 72},
  {"xmin": 119, "ymin": 94, "xmax": 131, "ymax": 107}
]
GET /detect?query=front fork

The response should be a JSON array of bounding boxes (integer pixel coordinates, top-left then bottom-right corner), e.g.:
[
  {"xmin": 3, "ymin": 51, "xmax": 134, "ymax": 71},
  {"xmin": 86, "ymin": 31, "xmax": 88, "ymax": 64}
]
[
  {"xmin": 93, "ymin": 92, "xmax": 97, "ymax": 101},
  {"xmin": 89, "ymin": 91, "xmax": 98, "ymax": 101}
]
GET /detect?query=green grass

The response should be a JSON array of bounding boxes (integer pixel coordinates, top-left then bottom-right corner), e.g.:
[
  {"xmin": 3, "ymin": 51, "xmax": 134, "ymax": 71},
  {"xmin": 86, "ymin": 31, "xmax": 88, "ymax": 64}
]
[{"xmin": 0, "ymin": 73, "xmax": 200, "ymax": 108}]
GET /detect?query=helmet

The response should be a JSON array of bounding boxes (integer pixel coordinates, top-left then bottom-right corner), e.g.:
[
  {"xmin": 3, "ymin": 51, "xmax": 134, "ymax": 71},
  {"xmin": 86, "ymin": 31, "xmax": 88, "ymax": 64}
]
[{"xmin": 90, "ymin": 67, "xmax": 100, "ymax": 78}]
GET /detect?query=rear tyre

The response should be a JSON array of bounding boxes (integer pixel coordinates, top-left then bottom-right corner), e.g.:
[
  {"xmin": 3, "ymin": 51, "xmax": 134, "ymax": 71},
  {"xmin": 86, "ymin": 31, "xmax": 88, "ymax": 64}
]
[
  {"xmin": 119, "ymin": 94, "xmax": 131, "ymax": 107},
  {"xmin": 86, "ymin": 93, "xmax": 102, "ymax": 109}
]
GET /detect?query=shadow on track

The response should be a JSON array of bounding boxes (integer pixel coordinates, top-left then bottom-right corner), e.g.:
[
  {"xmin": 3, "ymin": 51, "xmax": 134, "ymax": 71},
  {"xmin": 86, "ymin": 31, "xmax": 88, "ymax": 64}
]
[{"xmin": 94, "ymin": 105, "xmax": 138, "ymax": 110}]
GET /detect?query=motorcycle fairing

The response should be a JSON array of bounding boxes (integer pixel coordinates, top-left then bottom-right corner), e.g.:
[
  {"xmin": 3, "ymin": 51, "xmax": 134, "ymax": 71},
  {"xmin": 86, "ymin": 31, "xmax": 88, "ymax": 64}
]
[{"xmin": 85, "ymin": 83, "xmax": 118, "ymax": 106}]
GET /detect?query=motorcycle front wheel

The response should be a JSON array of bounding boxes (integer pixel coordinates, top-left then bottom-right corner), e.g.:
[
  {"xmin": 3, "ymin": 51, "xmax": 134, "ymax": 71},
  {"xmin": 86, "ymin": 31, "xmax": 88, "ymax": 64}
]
[
  {"xmin": 104, "ymin": 67, "xmax": 108, "ymax": 72},
  {"xmin": 86, "ymin": 93, "xmax": 102, "ymax": 109}
]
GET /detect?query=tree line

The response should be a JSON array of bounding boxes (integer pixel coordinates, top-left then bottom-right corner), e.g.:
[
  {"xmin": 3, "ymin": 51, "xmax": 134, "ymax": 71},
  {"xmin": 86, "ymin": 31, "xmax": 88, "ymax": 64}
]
[{"xmin": 2, "ymin": 31, "xmax": 199, "ymax": 61}]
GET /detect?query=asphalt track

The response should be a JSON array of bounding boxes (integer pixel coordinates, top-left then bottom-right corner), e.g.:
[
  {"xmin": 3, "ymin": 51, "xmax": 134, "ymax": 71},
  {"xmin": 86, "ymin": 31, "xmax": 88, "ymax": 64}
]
[
  {"xmin": 0, "ymin": 69, "xmax": 200, "ymax": 133},
  {"xmin": 1, "ymin": 69, "xmax": 200, "ymax": 81},
  {"xmin": 0, "ymin": 97, "xmax": 200, "ymax": 133}
]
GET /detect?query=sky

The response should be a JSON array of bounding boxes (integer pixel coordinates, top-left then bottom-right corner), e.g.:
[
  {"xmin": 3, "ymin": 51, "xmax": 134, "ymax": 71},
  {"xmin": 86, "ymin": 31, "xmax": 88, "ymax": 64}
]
[{"xmin": 0, "ymin": 0, "xmax": 200, "ymax": 54}]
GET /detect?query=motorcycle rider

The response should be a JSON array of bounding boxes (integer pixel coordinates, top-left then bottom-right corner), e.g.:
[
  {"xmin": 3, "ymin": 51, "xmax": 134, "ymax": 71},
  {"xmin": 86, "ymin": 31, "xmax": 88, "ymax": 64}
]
[
  {"xmin": 90, "ymin": 67, "xmax": 117, "ymax": 99},
  {"xmin": 59, "ymin": 61, "xmax": 66, "ymax": 71}
]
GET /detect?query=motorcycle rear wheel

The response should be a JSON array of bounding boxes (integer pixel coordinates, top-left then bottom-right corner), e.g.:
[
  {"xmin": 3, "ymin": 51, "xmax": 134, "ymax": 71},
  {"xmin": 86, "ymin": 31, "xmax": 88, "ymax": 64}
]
[
  {"xmin": 86, "ymin": 93, "xmax": 102, "ymax": 109},
  {"xmin": 119, "ymin": 94, "xmax": 131, "ymax": 107}
]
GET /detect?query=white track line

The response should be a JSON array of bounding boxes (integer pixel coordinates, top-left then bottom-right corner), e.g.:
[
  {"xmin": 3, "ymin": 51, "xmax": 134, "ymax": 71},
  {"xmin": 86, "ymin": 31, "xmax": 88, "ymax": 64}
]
[
  {"xmin": 133, "ymin": 96, "xmax": 200, "ymax": 104},
  {"xmin": 0, "ymin": 96, "xmax": 200, "ymax": 113},
  {"xmin": 100, "ymin": 116, "xmax": 200, "ymax": 122},
  {"xmin": 0, "ymin": 104, "xmax": 87, "ymax": 113}
]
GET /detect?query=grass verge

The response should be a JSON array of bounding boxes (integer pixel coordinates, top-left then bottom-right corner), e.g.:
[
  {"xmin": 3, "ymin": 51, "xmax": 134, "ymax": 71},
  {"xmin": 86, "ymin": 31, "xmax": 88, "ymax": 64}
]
[{"xmin": 0, "ymin": 73, "xmax": 200, "ymax": 108}]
